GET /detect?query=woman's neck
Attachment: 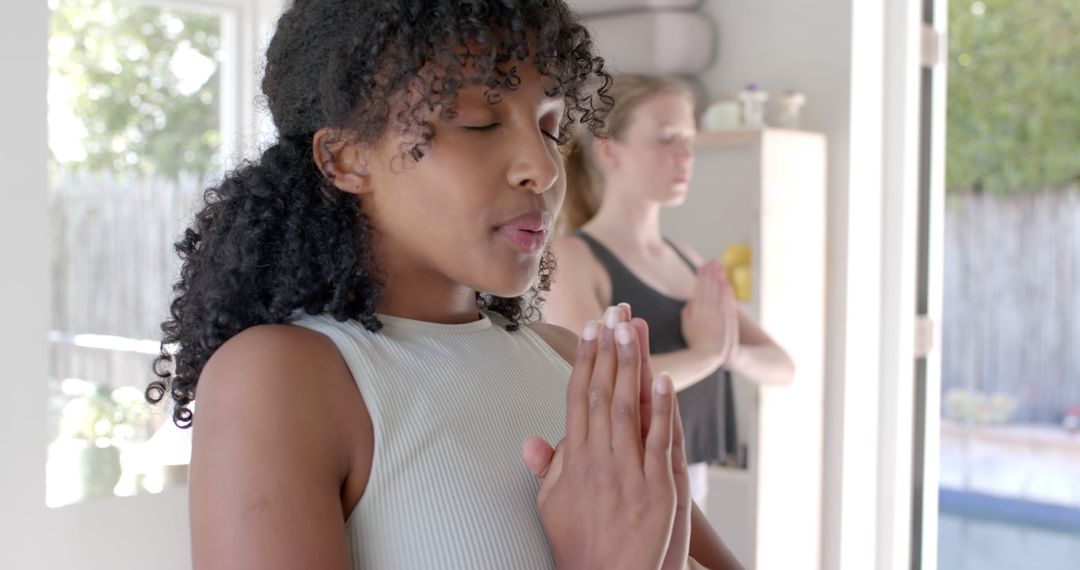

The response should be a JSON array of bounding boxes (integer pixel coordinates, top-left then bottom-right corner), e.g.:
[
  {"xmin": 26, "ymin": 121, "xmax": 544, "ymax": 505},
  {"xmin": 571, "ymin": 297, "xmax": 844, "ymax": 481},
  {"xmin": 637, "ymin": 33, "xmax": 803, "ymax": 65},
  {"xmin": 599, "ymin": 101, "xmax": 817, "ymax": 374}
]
[
  {"xmin": 375, "ymin": 257, "xmax": 482, "ymax": 325},
  {"xmin": 376, "ymin": 284, "xmax": 481, "ymax": 324},
  {"xmin": 584, "ymin": 184, "xmax": 664, "ymax": 251}
]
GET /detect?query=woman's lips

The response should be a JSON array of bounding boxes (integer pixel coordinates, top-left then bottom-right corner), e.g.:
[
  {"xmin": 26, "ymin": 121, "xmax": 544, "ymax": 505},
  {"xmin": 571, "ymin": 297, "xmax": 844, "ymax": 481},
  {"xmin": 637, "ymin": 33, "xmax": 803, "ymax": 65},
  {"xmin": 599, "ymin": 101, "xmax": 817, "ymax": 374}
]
[
  {"xmin": 497, "ymin": 227, "xmax": 548, "ymax": 254},
  {"xmin": 496, "ymin": 211, "xmax": 551, "ymax": 254}
]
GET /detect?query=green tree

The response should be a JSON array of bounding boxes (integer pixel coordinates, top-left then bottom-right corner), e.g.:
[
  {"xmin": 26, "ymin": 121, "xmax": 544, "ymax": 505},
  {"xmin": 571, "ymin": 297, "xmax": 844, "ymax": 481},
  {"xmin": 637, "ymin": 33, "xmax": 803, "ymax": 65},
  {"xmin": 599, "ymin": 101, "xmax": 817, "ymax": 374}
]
[
  {"xmin": 49, "ymin": 0, "xmax": 222, "ymax": 179},
  {"xmin": 947, "ymin": 0, "xmax": 1080, "ymax": 194}
]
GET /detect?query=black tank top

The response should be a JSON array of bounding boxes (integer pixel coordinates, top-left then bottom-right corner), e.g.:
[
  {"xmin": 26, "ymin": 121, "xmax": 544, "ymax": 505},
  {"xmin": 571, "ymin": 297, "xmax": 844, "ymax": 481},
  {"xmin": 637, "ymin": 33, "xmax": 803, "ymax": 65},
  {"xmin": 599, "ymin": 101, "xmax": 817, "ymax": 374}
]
[{"xmin": 576, "ymin": 231, "xmax": 735, "ymax": 465}]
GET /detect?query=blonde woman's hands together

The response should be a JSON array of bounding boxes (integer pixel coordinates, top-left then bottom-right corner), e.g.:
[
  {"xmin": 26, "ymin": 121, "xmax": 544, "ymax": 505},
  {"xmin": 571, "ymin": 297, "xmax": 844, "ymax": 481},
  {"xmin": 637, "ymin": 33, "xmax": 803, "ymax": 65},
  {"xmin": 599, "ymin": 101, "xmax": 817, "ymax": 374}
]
[
  {"xmin": 522, "ymin": 306, "xmax": 691, "ymax": 570},
  {"xmin": 681, "ymin": 260, "xmax": 740, "ymax": 368}
]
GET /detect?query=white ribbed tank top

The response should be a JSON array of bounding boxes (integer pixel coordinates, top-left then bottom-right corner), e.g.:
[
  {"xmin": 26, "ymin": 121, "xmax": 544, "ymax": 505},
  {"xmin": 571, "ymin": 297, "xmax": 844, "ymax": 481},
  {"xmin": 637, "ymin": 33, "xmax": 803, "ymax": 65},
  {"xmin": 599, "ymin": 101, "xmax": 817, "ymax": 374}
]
[{"xmin": 291, "ymin": 310, "xmax": 571, "ymax": 570}]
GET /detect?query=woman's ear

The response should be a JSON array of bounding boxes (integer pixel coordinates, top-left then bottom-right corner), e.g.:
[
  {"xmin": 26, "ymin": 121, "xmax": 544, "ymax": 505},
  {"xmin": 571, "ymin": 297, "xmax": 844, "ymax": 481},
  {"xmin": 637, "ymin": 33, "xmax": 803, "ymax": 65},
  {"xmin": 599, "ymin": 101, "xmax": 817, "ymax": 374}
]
[
  {"xmin": 593, "ymin": 136, "xmax": 620, "ymax": 171},
  {"xmin": 312, "ymin": 128, "xmax": 372, "ymax": 196}
]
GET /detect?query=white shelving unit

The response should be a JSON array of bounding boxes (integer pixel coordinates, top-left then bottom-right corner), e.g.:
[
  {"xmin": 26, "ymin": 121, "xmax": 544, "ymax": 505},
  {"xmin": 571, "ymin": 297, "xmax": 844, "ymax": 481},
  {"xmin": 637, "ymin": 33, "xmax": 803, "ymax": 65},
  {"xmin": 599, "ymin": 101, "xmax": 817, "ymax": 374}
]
[{"xmin": 662, "ymin": 128, "xmax": 827, "ymax": 570}]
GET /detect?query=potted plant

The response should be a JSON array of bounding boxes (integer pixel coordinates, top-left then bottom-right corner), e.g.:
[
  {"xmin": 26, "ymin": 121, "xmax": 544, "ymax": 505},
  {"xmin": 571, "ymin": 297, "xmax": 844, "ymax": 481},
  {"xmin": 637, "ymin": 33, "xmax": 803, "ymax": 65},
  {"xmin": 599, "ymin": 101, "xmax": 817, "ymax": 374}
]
[
  {"xmin": 58, "ymin": 378, "xmax": 150, "ymax": 499},
  {"xmin": 1064, "ymin": 406, "xmax": 1080, "ymax": 435},
  {"xmin": 944, "ymin": 388, "xmax": 1018, "ymax": 425}
]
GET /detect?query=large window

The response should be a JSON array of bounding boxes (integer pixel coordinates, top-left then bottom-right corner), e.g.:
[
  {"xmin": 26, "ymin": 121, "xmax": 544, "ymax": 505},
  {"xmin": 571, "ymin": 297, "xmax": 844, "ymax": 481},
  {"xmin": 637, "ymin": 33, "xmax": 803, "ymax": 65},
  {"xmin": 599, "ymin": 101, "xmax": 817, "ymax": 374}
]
[
  {"xmin": 937, "ymin": 0, "xmax": 1080, "ymax": 567},
  {"xmin": 46, "ymin": 0, "xmax": 238, "ymax": 507}
]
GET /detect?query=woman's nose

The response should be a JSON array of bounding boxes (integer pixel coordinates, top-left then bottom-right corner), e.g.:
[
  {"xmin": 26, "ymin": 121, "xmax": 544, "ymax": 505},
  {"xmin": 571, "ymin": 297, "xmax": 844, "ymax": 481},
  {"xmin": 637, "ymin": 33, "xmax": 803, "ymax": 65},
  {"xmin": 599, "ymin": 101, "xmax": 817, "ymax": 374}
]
[{"xmin": 507, "ymin": 134, "xmax": 559, "ymax": 194}]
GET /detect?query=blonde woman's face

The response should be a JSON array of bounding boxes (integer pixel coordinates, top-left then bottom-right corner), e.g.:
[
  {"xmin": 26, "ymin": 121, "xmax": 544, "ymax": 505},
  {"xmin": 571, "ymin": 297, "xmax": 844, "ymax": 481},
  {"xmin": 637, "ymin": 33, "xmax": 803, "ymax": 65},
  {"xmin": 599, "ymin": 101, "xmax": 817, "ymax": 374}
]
[{"xmin": 610, "ymin": 93, "xmax": 696, "ymax": 206}]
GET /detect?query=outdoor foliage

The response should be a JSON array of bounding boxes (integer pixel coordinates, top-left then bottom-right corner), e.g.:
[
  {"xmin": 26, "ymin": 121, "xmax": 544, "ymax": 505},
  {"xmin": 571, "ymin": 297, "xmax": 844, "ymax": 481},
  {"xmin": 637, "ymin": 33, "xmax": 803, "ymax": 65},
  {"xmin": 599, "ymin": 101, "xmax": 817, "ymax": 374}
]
[
  {"xmin": 947, "ymin": 0, "xmax": 1080, "ymax": 194},
  {"xmin": 49, "ymin": 0, "xmax": 222, "ymax": 180}
]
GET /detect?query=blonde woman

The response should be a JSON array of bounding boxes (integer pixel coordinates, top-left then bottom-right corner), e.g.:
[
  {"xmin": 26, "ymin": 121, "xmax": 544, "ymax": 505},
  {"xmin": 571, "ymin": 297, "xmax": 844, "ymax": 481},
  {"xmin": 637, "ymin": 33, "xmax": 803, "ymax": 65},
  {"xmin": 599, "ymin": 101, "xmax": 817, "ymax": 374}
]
[{"xmin": 546, "ymin": 74, "xmax": 795, "ymax": 505}]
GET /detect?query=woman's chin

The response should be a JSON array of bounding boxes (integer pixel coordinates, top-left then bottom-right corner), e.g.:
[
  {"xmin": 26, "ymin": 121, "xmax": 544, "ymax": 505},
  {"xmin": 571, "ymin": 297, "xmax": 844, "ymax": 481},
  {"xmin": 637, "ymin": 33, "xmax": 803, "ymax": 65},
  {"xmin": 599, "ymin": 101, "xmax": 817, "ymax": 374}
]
[
  {"xmin": 662, "ymin": 191, "xmax": 689, "ymax": 207},
  {"xmin": 465, "ymin": 249, "xmax": 547, "ymax": 300},
  {"xmin": 486, "ymin": 279, "xmax": 537, "ymax": 299},
  {"xmin": 479, "ymin": 269, "xmax": 540, "ymax": 300},
  {"xmin": 652, "ymin": 184, "xmax": 689, "ymax": 207}
]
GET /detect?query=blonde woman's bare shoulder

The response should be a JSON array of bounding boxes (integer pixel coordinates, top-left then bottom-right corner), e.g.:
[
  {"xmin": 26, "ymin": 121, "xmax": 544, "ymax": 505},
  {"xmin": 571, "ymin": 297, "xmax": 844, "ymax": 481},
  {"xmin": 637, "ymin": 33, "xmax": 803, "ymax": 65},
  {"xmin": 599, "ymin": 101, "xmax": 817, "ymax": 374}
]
[
  {"xmin": 550, "ymin": 234, "xmax": 608, "ymax": 292},
  {"xmin": 551, "ymin": 234, "xmax": 596, "ymax": 266},
  {"xmin": 546, "ymin": 234, "xmax": 611, "ymax": 330},
  {"xmin": 525, "ymin": 321, "xmax": 579, "ymax": 364}
]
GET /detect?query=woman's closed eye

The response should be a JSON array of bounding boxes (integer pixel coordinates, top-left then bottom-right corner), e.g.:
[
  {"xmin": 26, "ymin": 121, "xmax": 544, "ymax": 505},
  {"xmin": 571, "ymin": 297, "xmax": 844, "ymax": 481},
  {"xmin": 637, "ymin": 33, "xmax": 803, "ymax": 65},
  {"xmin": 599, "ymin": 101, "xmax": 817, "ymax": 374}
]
[
  {"xmin": 659, "ymin": 132, "xmax": 695, "ymax": 146},
  {"xmin": 465, "ymin": 123, "xmax": 501, "ymax": 133},
  {"xmin": 464, "ymin": 122, "xmax": 560, "ymax": 144}
]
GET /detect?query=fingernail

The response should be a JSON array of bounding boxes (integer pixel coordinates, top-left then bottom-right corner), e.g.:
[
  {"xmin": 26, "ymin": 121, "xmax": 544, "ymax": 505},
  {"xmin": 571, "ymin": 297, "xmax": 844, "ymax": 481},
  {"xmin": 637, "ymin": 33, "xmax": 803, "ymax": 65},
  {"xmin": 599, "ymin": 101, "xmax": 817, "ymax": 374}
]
[
  {"xmin": 603, "ymin": 306, "xmax": 619, "ymax": 329},
  {"xmin": 655, "ymin": 373, "xmax": 672, "ymax": 394},
  {"xmin": 618, "ymin": 302, "xmax": 631, "ymax": 317},
  {"xmin": 615, "ymin": 322, "xmax": 632, "ymax": 345},
  {"xmin": 582, "ymin": 320, "xmax": 600, "ymax": 341}
]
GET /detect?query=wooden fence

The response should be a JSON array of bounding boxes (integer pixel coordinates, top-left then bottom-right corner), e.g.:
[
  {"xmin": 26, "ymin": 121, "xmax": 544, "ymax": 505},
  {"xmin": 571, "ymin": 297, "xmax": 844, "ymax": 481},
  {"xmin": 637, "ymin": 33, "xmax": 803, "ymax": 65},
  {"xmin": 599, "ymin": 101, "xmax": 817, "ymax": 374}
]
[
  {"xmin": 47, "ymin": 171, "xmax": 203, "ymax": 442},
  {"xmin": 50, "ymin": 171, "xmax": 203, "ymax": 341},
  {"xmin": 942, "ymin": 187, "xmax": 1080, "ymax": 423}
]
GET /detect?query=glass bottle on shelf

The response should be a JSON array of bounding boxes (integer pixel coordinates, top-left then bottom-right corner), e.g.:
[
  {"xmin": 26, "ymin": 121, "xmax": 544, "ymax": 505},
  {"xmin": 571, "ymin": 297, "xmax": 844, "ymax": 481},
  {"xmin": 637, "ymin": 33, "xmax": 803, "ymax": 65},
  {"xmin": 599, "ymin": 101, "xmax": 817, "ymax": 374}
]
[
  {"xmin": 779, "ymin": 90, "xmax": 806, "ymax": 129},
  {"xmin": 738, "ymin": 83, "xmax": 769, "ymax": 128}
]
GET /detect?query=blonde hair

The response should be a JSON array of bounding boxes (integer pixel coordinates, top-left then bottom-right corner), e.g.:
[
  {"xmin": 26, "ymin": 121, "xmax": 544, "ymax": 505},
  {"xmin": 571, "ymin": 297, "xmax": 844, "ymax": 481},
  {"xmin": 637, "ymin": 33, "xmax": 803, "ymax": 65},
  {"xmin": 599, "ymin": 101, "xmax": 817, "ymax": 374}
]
[{"xmin": 557, "ymin": 74, "xmax": 696, "ymax": 234}]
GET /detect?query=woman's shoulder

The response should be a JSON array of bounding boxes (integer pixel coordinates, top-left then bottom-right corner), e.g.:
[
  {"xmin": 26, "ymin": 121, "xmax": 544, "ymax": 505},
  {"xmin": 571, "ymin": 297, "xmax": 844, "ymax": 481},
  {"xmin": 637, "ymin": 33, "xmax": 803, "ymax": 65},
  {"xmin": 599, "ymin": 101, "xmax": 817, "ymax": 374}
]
[
  {"xmin": 197, "ymin": 323, "xmax": 366, "ymax": 441},
  {"xmin": 189, "ymin": 323, "xmax": 372, "ymax": 565},
  {"xmin": 524, "ymin": 321, "xmax": 578, "ymax": 364},
  {"xmin": 551, "ymin": 233, "xmax": 596, "ymax": 266},
  {"xmin": 203, "ymin": 323, "xmax": 345, "ymax": 383},
  {"xmin": 550, "ymin": 233, "xmax": 611, "ymax": 295}
]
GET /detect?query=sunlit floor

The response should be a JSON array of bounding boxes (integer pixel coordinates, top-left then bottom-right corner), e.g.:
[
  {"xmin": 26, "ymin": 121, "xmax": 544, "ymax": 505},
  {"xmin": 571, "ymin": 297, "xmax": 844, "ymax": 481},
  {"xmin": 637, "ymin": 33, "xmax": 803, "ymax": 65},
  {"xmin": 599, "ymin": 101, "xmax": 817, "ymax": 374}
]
[{"xmin": 939, "ymin": 512, "xmax": 1080, "ymax": 570}]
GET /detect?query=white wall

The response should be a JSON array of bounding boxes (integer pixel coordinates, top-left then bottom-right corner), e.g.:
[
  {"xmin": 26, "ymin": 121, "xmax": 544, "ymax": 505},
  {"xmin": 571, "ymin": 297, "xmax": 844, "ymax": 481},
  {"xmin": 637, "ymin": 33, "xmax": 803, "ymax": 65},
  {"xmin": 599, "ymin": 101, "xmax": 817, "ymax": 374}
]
[
  {"xmin": 697, "ymin": 2, "xmax": 890, "ymax": 569},
  {"xmin": 0, "ymin": 1, "xmax": 50, "ymax": 562},
  {"xmin": 1, "ymin": 0, "xmax": 50, "ymax": 561}
]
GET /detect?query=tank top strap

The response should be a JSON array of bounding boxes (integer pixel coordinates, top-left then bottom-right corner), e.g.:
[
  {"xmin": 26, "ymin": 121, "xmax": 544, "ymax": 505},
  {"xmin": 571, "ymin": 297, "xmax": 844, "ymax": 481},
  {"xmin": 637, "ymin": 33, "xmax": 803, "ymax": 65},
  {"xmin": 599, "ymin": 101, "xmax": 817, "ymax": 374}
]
[
  {"xmin": 574, "ymin": 231, "xmax": 636, "ymax": 284},
  {"xmin": 663, "ymin": 237, "xmax": 699, "ymax": 273}
]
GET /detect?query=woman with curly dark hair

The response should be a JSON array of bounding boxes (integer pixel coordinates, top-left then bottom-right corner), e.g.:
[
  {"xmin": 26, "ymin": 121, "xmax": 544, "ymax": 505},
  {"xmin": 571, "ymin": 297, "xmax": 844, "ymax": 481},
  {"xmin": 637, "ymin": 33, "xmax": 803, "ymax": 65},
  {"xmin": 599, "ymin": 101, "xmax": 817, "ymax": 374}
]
[{"xmin": 146, "ymin": 0, "xmax": 741, "ymax": 568}]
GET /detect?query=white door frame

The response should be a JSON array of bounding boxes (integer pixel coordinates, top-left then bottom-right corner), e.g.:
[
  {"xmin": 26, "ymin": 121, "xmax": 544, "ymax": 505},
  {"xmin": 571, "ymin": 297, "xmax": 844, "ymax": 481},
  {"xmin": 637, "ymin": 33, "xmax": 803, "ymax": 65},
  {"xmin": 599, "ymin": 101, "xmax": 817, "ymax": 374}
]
[
  {"xmin": 912, "ymin": 0, "xmax": 949, "ymax": 567},
  {"xmin": 876, "ymin": 0, "xmax": 924, "ymax": 569},
  {"xmin": 875, "ymin": 0, "xmax": 949, "ymax": 569}
]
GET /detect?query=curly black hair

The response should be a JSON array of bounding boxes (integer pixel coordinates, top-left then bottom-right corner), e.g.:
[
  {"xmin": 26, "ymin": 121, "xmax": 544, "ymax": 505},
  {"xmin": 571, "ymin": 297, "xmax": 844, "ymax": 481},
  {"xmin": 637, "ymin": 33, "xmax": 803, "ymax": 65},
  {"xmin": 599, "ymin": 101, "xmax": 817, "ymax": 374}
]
[{"xmin": 146, "ymin": 0, "xmax": 611, "ymax": 427}]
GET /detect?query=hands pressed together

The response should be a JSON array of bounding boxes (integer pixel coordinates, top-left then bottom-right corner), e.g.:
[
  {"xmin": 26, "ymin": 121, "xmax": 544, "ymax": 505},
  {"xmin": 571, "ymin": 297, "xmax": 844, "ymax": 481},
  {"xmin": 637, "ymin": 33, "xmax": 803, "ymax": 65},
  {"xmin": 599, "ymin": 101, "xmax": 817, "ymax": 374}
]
[
  {"xmin": 681, "ymin": 260, "xmax": 740, "ymax": 367},
  {"xmin": 523, "ymin": 304, "xmax": 693, "ymax": 570}
]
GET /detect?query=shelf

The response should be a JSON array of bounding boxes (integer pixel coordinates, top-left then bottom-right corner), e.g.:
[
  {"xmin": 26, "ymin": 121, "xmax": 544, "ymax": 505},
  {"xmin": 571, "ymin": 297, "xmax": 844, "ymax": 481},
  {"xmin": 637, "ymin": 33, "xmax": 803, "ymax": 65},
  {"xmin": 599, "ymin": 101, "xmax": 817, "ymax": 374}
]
[
  {"xmin": 695, "ymin": 128, "xmax": 824, "ymax": 151},
  {"xmin": 662, "ymin": 128, "xmax": 827, "ymax": 570}
]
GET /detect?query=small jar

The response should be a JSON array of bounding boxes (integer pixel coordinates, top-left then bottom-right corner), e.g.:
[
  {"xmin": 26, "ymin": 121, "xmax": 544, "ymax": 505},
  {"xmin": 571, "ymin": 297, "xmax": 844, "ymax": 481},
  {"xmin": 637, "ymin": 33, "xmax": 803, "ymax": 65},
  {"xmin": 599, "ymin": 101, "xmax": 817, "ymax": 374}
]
[
  {"xmin": 737, "ymin": 83, "xmax": 769, "ymax": 128},
  {"xmin": 779, "ymin": 90, "xmax": 807, "ymax": 129},
  {"xmin": 702, "ymin": 99, "xmax": 741, "ymax": 131}
]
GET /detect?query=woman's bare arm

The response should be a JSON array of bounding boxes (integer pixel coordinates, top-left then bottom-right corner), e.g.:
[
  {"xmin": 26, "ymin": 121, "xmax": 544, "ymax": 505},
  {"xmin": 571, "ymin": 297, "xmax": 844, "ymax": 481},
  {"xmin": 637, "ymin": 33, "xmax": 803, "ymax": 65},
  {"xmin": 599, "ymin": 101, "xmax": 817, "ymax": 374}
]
[
  {"xmin": 726, "ymin": 309, "xmax": 795, "ymax": 386},
  {"xmin": 687, "ymin": 503, "xmax": 745, "ymax": 569},
  {"xmin": 190, "ymin": 325, "xmax": 369, "ymax": 570},
  {"xmin": 668, "ymin": 238, "xmax": 794, "ymax": 387}
]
